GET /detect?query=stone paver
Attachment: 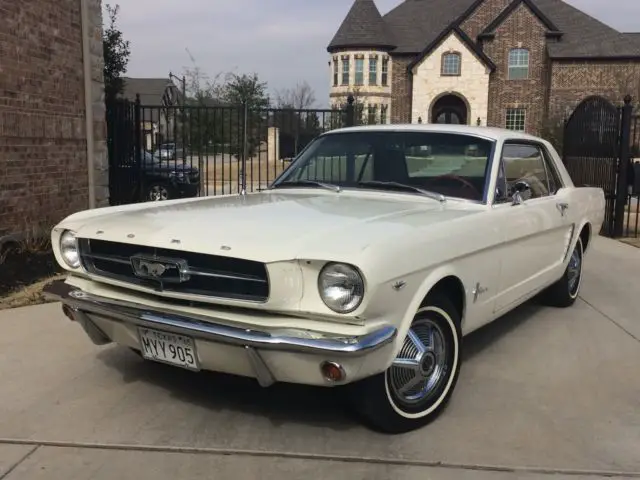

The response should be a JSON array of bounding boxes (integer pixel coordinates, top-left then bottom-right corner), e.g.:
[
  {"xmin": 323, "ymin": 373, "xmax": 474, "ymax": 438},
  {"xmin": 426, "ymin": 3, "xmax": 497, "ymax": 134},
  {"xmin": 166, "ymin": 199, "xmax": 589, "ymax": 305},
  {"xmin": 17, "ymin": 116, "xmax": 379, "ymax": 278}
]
[{"xmin": 0, "ymin": 236, "xmax": 638, "ymax": 478}]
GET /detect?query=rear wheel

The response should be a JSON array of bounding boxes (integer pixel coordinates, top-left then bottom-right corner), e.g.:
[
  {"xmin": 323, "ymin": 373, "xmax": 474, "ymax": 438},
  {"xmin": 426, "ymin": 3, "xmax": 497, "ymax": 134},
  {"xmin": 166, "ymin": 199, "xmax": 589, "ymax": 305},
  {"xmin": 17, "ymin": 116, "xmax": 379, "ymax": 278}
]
[
  {"xmin": 145, "ymin": 182, "xmax": 172, "ymax": 201},
  {"xmin": 348, "ymin": 293, "xmax": 462, "ymax": 434},
  {"xmin": 540, "ymin": 237, "xmax": 583, "ymax": 308}
]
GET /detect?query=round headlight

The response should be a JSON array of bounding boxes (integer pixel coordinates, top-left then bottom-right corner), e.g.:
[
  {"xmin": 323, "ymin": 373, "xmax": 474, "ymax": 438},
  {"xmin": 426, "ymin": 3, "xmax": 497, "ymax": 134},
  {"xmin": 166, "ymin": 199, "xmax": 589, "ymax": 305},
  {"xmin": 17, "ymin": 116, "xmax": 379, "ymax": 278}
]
[
  {"xmin": 318, "ymin": 263, "xmax": 364, "ymax": 313},
  {"xmin": 60, "ymin": 230, "xmax": 80, "ymax": 269}
]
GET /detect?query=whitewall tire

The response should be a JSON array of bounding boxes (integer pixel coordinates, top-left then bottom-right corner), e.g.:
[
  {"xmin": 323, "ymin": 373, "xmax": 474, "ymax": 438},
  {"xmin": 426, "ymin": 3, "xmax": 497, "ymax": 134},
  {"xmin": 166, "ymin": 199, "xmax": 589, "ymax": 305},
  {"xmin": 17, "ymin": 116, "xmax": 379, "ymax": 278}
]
[{"xmin": 347, "ymin": 292, "xmax": 462, "ymax": 434}]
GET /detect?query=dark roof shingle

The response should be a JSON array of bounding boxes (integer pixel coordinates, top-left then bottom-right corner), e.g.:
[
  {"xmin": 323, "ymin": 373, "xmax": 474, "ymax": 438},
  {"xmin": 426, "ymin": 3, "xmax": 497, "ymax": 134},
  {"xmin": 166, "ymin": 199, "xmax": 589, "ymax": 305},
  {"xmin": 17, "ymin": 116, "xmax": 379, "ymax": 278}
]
[
  {"xmin": 328, "ymin": 0, "xmax": 396, "ymax": 51},
  {"xmin": 331, "ymin": 0, "xmax": 640, "ymax": 60},
  {"xmin": 382, "ymin": 0, "xmax": 476, "ymax": 53}
]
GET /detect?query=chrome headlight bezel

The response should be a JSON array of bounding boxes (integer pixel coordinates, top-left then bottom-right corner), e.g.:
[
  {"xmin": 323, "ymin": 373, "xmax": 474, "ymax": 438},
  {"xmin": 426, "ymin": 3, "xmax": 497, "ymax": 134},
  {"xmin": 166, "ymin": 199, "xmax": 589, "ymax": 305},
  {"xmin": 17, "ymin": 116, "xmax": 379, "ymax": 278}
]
[
  {"xmin": 317, "ymin": 262, "xmax": 365, "ymax": 314},
  {"xmin": 59, "ymin": 230, "xmax": 80, "ymax": 269}
]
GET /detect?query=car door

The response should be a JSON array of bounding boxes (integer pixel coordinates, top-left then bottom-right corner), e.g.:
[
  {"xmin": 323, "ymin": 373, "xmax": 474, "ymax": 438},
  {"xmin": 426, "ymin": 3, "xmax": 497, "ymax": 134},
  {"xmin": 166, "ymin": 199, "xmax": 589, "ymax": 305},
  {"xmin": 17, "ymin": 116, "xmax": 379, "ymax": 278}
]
[{"xmin": 492, "ymin": 141, "xmax": 574, "ymax": 314}]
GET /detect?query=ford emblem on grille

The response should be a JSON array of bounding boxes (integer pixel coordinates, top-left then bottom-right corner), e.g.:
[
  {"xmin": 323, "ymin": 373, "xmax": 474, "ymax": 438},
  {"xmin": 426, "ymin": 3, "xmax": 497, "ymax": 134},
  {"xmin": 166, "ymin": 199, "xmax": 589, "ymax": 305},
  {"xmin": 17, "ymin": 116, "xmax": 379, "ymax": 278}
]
[{"xmin": 130, "ymin": 255, "xmax": 190, "ymax": 284}]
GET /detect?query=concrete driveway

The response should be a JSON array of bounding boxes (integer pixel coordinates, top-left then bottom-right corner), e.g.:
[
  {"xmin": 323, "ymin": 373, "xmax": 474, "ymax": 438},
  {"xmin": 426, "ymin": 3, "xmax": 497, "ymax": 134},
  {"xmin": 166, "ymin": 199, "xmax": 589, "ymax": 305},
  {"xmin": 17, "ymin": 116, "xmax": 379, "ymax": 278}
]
[{"xmin": 0, "ymin": 236, "xmax": 639, "ymax": 479}]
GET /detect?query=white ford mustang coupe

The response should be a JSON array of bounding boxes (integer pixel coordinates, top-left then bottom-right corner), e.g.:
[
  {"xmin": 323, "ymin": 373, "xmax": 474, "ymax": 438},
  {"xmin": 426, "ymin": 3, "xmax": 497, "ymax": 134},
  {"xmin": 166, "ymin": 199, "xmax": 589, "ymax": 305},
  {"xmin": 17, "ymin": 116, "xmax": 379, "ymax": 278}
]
[{"xmin": 44, "ymin": 124, "xmax": 605, "ymax": 433}]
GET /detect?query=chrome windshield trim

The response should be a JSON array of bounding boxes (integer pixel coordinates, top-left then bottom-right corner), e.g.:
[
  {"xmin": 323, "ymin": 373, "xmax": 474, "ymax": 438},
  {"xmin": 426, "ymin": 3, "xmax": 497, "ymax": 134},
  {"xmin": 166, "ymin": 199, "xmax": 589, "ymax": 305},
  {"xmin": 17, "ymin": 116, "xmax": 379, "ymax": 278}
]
[{"xmin": 43, "ymin": 280, "xmax": 397, "ymax": 356}]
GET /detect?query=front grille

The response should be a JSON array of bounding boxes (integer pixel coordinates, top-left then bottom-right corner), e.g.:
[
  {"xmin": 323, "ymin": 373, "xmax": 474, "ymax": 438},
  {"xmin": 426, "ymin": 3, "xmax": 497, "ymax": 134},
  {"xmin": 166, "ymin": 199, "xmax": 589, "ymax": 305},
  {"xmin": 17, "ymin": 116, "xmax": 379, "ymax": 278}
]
[{"xmin": 78, "ymin": 239, "xmax": 269, "ymax": 302}]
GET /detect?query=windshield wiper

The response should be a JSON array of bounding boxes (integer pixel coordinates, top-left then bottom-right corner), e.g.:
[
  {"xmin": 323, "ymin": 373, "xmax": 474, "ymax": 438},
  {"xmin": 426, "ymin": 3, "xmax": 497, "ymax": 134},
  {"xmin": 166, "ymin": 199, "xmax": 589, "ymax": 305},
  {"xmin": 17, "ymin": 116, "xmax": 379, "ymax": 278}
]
[
  {"xmin": 358, "ymin": 180, "xmax": 446, "ymax": 203},
  {"xmin": 271, "ymin": 180, "xmax": 341, "ymax": 193}
]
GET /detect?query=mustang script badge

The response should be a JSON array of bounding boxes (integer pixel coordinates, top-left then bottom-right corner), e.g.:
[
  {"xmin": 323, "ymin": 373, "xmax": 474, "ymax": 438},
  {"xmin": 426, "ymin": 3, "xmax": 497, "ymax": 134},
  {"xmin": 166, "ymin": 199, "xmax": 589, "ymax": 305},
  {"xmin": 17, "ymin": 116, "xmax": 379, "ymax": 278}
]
[{"xmin": 130, "ymin": 255, "xmax": 190, "ymax": 283}]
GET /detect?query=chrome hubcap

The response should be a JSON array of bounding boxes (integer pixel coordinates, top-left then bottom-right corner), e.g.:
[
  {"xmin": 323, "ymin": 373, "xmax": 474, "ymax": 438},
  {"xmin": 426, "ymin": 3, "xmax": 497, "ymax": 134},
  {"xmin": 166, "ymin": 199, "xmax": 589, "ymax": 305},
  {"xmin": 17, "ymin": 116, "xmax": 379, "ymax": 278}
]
[
  {"xmin": 388, "ymin": 319, "xmax": 448, "ymax": 405},
  {"xmin": 568, "ymin": 245, "xmax": 582, "ymax": 294},
  {"xmin": 149, "ymin": 186, "xmax": 168, "ymax": 201}
]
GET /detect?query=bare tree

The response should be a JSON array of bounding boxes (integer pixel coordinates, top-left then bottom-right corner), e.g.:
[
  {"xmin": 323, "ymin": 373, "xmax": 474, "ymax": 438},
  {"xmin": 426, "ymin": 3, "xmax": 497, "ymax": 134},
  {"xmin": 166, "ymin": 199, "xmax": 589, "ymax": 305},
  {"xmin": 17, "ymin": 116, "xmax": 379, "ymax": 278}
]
[
  {"xmin": 274, "ymin": 81, "xmax": 317, "ymax": 109},
  {"xmin": 182, "ymin": 48, "xmax": 225, "ymax": 104}
]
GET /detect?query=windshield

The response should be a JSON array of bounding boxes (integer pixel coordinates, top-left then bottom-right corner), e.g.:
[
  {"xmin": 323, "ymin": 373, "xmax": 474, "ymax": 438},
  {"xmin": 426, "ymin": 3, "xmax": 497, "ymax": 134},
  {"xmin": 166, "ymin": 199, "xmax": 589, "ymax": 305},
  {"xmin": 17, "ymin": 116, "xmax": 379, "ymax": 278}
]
[{"xmin": 272, "ymin": 131, "xmax": 495, "ymax": 202}]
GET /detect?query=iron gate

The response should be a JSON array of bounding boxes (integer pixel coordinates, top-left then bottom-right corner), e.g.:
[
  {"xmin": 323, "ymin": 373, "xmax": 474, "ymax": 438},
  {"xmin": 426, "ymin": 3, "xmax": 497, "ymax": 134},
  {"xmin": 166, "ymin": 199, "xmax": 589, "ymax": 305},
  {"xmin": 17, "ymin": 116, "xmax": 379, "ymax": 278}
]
[{"xmin": 563, "ymin": 96, "xmax": 622, "ymax": 236}]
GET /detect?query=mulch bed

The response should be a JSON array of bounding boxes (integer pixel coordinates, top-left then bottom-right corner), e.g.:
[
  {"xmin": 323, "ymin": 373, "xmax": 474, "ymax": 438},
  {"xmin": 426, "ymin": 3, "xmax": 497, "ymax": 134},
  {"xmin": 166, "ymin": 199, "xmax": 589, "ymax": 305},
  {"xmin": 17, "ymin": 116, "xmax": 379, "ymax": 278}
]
[{"xmin": 0, "ymin": 245, "xmax": 63, "ymax": 297}]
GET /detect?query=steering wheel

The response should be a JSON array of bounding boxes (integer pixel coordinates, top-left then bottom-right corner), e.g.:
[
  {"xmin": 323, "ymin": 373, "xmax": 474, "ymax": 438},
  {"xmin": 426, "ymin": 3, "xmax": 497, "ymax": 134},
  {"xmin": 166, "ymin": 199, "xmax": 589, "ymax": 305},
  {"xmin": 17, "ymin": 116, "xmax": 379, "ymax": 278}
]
[{"xmin": 429, "ymin": 174, "xmax": 481, "ymax": 197}]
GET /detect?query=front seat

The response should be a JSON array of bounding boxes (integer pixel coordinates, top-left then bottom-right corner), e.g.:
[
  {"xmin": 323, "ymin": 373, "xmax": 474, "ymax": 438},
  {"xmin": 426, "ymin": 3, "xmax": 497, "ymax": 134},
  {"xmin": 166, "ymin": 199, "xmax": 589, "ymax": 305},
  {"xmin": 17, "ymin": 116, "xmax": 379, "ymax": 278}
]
[{"xmin": 374, "ymin": 148, "xmax": 410, "ymax": 183}]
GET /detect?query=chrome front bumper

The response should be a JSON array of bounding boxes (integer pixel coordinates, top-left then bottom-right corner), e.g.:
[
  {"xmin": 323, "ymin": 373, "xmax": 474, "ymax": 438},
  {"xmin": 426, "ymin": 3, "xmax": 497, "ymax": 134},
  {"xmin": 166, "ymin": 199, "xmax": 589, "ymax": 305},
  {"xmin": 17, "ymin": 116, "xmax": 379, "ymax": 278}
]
[{"xmin": 43, "ymin": 280, "xmax": 397, "ymax": 386}]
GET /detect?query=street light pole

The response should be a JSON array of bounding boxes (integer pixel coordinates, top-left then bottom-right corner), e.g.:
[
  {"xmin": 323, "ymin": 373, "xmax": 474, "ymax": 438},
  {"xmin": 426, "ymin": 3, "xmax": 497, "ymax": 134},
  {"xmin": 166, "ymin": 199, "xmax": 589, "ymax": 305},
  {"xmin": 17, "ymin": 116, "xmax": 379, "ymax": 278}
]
[{"xmin": 169, "ymin": 71, "xmax": 187, "ymax": 162}]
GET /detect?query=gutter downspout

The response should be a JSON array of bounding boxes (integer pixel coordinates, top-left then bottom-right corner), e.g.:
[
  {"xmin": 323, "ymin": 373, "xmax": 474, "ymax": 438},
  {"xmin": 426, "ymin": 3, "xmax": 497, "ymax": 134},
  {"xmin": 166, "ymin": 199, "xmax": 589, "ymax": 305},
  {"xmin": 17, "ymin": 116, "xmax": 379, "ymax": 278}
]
[{"xmin": 80, "ymin": 0, "xmax": 96, "ymax": 209}]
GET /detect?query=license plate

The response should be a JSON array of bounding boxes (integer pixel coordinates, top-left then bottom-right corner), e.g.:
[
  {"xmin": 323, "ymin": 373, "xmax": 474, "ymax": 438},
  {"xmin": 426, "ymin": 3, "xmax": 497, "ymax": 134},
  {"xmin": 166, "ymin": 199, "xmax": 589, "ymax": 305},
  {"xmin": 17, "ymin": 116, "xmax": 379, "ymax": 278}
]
[{"xmin": 138, "ymin": 327, "xmax": 199, "ymax": 371}]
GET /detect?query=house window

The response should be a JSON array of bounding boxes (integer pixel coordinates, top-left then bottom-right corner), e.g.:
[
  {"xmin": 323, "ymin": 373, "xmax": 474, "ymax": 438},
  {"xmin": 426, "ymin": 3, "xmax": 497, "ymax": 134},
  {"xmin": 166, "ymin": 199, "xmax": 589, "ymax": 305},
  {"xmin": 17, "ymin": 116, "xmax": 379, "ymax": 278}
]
[
  {"xmin": 381, "ymin": 104, "xmax": 388, "ymax": 124},
  {"xmin": 381, "ymin": 57, "xmax": 389, "ymax": 86},
  {"xmin": 355, "ymin": 58, "xmax": 364, "ymax": 85},
  {"xmin": 369, "ymin": 58, "xmax": 377, "ymax": 85},
  {"xmin": 333, "ymin": 59, "xmax": 338, "ymax": 86},
  {"xmin": 508, "ymin": 48, "xmax": 529, "ymax": 80},
  {"xmin": 441, "ymin": 52, "xmax": 461, "ymax": 76},
  {"xmin": 341, "ymin": 58, "xmax": 350, "ymax": 85},
  {"xmin": 368, "ymin": 104, "xmax": 377, "ymax": 124},
  {"xmin": 506, "ymin": 108, "xmax": 526, "ymax": 131}
]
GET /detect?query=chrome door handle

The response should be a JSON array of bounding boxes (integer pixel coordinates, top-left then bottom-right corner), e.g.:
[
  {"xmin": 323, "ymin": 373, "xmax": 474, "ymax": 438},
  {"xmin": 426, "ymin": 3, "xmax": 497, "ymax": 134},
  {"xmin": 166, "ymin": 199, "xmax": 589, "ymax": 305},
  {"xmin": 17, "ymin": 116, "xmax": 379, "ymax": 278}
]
[{"xmin": 557, "ymin": 202, "xmax": 569, "ymax": 216}]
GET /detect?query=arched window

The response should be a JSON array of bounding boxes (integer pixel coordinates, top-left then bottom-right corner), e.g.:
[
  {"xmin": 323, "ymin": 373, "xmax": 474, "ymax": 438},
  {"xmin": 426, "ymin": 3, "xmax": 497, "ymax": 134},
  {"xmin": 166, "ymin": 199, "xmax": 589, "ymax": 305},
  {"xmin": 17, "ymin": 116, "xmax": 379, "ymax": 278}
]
[
  {"xmin": 441, "ymin": 52, "xmax": 461, "ymax": 76},
  {"xmin": 508, "ymin": 48, "xmax": 529, "ymax": 80}
]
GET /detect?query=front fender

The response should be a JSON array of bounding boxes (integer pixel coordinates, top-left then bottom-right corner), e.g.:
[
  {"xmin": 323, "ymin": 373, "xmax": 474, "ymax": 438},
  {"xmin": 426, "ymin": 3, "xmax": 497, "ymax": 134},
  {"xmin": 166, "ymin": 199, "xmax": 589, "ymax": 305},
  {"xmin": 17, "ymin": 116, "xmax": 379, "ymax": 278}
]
[{"xmin": 386, "ymin": 264, "xmax": 467, "ymax": 362}]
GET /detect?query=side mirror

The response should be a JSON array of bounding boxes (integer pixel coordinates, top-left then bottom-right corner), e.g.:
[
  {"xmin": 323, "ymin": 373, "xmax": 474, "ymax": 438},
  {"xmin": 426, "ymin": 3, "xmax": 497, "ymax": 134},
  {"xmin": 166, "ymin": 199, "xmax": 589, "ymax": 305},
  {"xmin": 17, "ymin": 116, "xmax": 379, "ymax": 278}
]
[{"xmin": 511, "ymin": 180, "xmax": 531, "ymax": 205}]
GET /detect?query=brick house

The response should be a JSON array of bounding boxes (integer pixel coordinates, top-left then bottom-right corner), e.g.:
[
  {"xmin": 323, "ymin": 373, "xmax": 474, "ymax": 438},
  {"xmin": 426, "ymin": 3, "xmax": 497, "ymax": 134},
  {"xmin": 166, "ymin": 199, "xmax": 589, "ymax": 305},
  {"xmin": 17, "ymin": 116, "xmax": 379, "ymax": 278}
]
[
  {"xmin": 0, "ymin": 0, "xmax": 107, "ymax": 242},
  {"xmin": 327, "ymin": 0, "xmax": 640, "ymax": 134},
  {"xmin": 121, "ymin": 77, "xmax": 183, "ymax": 151}
]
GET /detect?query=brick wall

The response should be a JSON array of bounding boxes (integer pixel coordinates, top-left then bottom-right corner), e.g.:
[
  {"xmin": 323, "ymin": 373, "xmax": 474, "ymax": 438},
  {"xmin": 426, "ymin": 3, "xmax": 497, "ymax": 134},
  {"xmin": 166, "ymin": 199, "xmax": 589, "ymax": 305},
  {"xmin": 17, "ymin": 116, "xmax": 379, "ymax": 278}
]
[
  {"xmin": 390, "ymin": 55, "xmax": 413, "ymax": 123},
  {"xmin": 549, "ymin": 60, "xmax": 640, "ymax": 119},
  {"xmin": 460, "ymin": 0, "xmax": 511, "ymax": 40},
  {"xmin": 0, "ymin": 0, "xmax": 106, "ymax": 240},
  {"xmin": 482, "ymin": 2, "xmax": 550, "ymax": 134}
]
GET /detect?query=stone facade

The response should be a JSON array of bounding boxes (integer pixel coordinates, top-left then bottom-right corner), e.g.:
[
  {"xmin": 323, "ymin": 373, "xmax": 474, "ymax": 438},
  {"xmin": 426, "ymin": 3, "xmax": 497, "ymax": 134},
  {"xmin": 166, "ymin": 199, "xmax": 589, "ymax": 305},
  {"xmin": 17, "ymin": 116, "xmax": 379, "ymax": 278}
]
[
  {"xmin": 0, "ymin": 0, "xmax": 106, "ymax": 241},
  {"xmin": 329, "ymin": 48, "xmax": 392, "ymax": 123},
  {"xmin": 410, "ymin": 32, "xmax": 491, "ymax": 126}
]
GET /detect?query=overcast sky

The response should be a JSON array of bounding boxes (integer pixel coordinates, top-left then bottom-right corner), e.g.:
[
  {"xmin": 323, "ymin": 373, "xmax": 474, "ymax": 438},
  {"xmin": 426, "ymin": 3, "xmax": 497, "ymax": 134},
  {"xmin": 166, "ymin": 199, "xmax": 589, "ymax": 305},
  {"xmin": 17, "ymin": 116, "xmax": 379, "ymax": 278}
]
[{"xmin": 112, "ymin": 0, "xmax": 640, "ymax": 107}]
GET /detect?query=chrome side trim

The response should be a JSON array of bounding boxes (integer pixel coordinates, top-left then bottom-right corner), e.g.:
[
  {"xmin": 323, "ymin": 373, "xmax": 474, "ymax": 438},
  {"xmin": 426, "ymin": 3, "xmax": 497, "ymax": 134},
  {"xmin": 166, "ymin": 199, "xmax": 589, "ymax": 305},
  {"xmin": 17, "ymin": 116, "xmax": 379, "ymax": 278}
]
[{"xmin": 43, "ymin": 280, "xmax": 397, "ymax": 356}]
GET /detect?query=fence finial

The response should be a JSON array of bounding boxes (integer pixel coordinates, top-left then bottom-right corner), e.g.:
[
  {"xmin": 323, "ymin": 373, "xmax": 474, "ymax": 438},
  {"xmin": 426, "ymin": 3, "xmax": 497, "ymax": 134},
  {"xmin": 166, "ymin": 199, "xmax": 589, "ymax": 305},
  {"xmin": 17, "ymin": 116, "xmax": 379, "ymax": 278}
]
[{"xmin": 624, "ymin": 94, "xmax": 633, "ymax": 105}]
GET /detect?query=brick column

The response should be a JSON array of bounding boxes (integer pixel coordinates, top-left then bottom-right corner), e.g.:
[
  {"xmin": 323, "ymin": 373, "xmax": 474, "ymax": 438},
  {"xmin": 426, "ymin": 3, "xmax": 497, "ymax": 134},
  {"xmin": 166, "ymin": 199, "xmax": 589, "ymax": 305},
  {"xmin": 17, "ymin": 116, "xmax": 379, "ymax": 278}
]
[{"xmin": 86, "ymin": 0, "xmax": 109, "ymax": 207}]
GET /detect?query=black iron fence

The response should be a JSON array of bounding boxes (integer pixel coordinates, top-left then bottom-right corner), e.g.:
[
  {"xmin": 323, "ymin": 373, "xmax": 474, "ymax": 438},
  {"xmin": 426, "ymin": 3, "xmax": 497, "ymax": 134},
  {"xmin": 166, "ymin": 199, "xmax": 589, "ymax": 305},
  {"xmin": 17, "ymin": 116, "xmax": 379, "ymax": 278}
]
[
  {"xmin": 563, "ymin": 95, "xmax": 639, "ymax": 238},
  {"xmin": 106, "ymin": 96, "xmax": 369, "ymax": 204}
]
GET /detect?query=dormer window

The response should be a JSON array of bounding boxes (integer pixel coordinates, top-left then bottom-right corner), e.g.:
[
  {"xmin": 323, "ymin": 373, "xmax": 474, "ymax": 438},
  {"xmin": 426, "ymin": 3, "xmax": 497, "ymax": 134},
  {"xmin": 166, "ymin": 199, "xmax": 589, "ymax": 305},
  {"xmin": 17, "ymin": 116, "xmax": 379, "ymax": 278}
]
[
  {"xmin": 508, "ymin": 48, "xmax": 529, "ymax": 80},
  {"xmin": 441, "ymin": 52, "xmax": 461, "ymax": 76}
]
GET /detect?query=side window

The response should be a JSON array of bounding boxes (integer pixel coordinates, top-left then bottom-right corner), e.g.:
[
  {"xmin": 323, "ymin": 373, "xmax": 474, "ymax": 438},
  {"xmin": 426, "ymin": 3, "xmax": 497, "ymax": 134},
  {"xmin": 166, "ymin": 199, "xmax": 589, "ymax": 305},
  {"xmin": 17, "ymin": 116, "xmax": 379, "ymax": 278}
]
[{"xmin": 501, "ymin": 144, "xmax": 550, "ymax": 200}]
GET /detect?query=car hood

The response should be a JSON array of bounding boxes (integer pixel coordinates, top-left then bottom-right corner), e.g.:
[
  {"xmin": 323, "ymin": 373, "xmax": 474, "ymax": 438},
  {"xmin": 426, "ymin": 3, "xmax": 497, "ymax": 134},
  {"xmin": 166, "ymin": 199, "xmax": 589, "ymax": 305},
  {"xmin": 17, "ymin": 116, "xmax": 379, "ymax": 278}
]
[{"xmin": 62, "ymin": 191, "xmax": 479, "ymax": 263}]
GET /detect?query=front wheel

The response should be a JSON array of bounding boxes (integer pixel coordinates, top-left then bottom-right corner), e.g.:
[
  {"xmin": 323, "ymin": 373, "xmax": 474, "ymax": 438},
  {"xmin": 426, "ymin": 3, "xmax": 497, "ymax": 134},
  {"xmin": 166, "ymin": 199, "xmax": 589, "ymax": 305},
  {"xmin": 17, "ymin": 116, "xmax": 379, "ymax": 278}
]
[{"xmin": 348, "ymin": 293, "xmax": 462, "ymax": 434}]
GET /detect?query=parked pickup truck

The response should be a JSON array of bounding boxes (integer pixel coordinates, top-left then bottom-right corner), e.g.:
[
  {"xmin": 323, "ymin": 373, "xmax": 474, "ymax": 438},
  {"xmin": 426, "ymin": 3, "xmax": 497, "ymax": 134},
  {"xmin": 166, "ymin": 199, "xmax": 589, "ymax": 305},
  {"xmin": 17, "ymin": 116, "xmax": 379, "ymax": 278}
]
[{"xmin": 44, "ymin": 124, "xmax": 605, "ymax": 433}]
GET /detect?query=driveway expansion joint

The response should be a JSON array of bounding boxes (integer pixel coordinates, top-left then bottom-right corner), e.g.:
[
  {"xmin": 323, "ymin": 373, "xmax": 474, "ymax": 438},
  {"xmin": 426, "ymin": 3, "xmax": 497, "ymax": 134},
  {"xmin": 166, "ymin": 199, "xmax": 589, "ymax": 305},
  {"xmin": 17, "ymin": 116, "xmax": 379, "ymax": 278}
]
[
  {"xmin": 0, "ymin": 445, "xmax": 39, "ymax": 480},
  {"xmin": 0, "ymin": 439, "xmax": 639, "ymax": 478}
]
